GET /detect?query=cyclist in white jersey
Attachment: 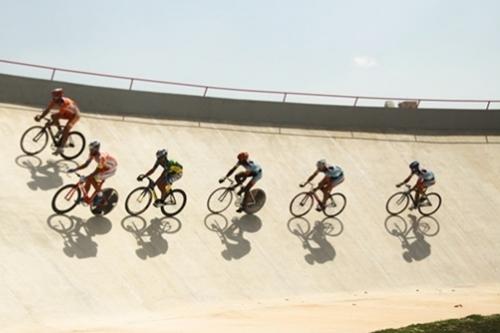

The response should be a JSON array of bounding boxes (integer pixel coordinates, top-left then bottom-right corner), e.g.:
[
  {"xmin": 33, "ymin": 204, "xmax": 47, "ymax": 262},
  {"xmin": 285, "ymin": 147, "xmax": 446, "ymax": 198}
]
[
  {"xmin": 219, "ymin": 152, "xmax": 263, "ymax": 213},
  {"xmin": 300, "ymin": 159, "xmax": 344, "ymax": 211}
]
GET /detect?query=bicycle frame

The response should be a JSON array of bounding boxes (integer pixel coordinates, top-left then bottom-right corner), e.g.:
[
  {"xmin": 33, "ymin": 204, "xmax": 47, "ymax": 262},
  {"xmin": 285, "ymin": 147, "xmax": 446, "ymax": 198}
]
[
  {"xmin": 222, "ymin": 179, "xmax": 256, "ymax": 205},
  {"xmin": 63, "ymin": 173, "xmax": 95, "ymax": 202},
  {"xmin": 399, "ymin": 184, "xmax": 428, "ymax": 207}
]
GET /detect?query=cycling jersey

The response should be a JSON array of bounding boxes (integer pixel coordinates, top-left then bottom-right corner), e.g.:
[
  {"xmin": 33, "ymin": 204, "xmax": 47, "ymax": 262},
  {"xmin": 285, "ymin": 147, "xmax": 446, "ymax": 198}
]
[
  {"xmin": 324, "ymin": 165, "xmax": 343, "ymax": 179},
  {"xmin": 49, "ymin": 97, "xmax": 80, "ymax": 118},
  {"xmin": 240, "ymin": 160, "xmax": 262, "ymax": 175},
  {"xmin": 93, "ymin": 152, "xmax": 118, "ymax": 171},
  {"xmin": 159, "ymin": 159, "xmax": 183, "ymax": 174}
]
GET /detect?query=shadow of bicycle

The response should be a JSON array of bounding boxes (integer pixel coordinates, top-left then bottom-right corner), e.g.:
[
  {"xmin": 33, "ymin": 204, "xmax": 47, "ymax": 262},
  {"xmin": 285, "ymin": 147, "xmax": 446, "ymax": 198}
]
[
  {"xmin": 47, "ymin": 214, "xmax": 112, "ymax": 258},
  {"xmin": 16, "ymin": 155, "xmax": 77, "ymax": 191},
  {"xmin": 121, "ymin": 215, "xmax": 182, "ymax": 260},
  {"xmin": 204, "ymin": 213, "xmax": 262, "ymax": 261},
  {"xmin": 287, "ymin": 216, "xmax": 344, "ymax": 265},
  {"xmin": 384, "ymin": 214, "xmax": 440, "ymax": 263}
]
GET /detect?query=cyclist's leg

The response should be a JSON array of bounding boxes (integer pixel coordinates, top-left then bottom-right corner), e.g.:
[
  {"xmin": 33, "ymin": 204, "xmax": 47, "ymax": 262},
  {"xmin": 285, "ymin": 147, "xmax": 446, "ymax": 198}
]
[
  {"xmin": 92, "ymin": 169, "xmax": 116, "ymax": 204},
  {"xmin": 241, "ymin": 170, "xmax": 262, "ymax": 205},
  {"xmin": 321, "ymin": 178, "xmax": 335, "ymax": 207},
  {"xmin": 51, "ymin": 112, "xmax": 62, "ymax": 130},
  {"xmin": 235, "ymin": 171, "xmax": 248, "ymax": 186},
  {"xmin": 59, "ymin": 113, "xmax": 79, "ymax": 147}
]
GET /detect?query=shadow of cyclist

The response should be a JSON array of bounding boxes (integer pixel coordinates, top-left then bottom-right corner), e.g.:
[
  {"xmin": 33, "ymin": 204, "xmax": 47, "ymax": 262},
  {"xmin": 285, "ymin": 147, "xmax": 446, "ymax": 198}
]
[
  {"xmin": 287, "ymin": 217, "xmax": 342, "ymax": 265},
  {"xmin": 16, "ymin": 155, "xmax": 77, "ymax": 191},
  {"xmin": 47, "ymin": 214, "xmax": 112, "ymax": 259},
  {"xmin": 203, "ymin": 213, "xmax": 261, "ymax": 261},
  {"xmin": 384, "ymin": 214, "xmax": 440, "ymax": 263},
  {"xmin": 120, "ymin": 215, "xmax": 182, "ymax": 260}
]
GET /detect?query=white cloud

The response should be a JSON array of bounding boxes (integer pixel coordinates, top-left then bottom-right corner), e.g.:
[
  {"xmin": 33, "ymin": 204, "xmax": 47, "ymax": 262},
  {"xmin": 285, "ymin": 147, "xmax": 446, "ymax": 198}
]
[{"xmin": 353, "ymin": 56, "xmax": 378, "ymax": 68}]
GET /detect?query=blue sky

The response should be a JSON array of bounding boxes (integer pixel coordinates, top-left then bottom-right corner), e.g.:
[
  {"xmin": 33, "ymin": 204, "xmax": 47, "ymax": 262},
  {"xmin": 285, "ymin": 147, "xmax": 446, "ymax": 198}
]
[{"xmin": 1, "ymin": 0, "xmax": 499, "ymax": 103}]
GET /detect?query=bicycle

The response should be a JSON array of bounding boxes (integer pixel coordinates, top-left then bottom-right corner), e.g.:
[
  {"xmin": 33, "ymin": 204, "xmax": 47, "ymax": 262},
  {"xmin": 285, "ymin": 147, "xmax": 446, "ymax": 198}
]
[
  {"xmin": 289, "ymin": 183, "xmax": 346, "ymax": 217},
  {"xmin": 386, "ymin": 184, "xmax": 442, "ymax": 216},
  {"xmin": 20, "ymin": 117, "xmax": 86, "ymax": 160},
  {"xmin": 124, "ymin": 176, "xmax": 187, "ymax": 217},
  {"xmin": 51, "ymin": 172, "xmax": 119, "ymax": 215},
  {"xmin": 207, "ymin": 178, "xmax": 266, "ymax": 214}
]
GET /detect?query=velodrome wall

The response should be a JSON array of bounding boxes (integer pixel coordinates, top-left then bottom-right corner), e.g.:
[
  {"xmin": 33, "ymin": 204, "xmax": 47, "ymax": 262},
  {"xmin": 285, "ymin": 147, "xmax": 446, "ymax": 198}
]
[{"xmin": 1, "ymin": 73, "xmax": 499, "ymax": 133}]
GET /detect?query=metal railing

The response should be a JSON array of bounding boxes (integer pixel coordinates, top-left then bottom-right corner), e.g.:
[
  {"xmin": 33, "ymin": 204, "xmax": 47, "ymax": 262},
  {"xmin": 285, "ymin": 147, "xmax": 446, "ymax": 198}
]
[{"xmin": 1, "ymin": 59, "xmax": 498, "ymax": 110}]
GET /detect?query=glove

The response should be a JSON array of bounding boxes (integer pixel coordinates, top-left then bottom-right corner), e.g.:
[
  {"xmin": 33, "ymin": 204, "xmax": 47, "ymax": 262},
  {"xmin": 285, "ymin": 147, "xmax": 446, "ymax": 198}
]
[
  {"xmin": 137, "ymin": 174, "xmax": 145, "ymax": 181},
  {"xmin": 34, "ymin": 115, "xmax": 41, "ymax": 122},
  {"xmin": 299, "ymin": 183, "xmax": 305, "ymax": 188},
  {"xmin": 396, "ymin": 183, "xmax": 402, "ymax": 188},
  {"xmin": 218, "ymin": 177, "xmax": 225, "ymax": 184},
  {"xmin": 79, "ymin": 175, "xmax": 87, "ymax": 182}
]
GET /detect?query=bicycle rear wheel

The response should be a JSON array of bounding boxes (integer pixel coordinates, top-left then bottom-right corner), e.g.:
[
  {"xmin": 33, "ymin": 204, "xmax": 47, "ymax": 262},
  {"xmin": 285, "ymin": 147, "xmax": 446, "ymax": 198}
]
[
  {"xmin": 289, "ymin": 192, "xmax": 314, "ymax": 217},
  {"xmin": 207, "ymin": 187, "xmax": 233, "ymax": 213},
  {"xmin": 60, "ymin": 131, "xmax": 86, "ymax": 160},
  {"xmin": 323, "ymin": 193, "xmax": 347, "ymax": 217},
  {"xmin": 386, "ymin": 192, "xmax": 410, "ymax": 215},
  {"xmin": 52, "ymin": 184, "xmax": 81, "ymax": 214},
  {"xmin": 243, "ymin": 188, "xmax": 266, "ymax": 214},
  {"xmin": 20, "ymin": 126, "xmax": 48, "ymax": 155},
  {"xmin": 161, "ymin": 189, "xmax": 187, "ymax": 216},
  {"xmin": 125, "ymin": 187, "xmax": 152, "ymax": 216},
  {"xmin": 418, "ymin": 193, "xmax": 442, "ymax": 216}
]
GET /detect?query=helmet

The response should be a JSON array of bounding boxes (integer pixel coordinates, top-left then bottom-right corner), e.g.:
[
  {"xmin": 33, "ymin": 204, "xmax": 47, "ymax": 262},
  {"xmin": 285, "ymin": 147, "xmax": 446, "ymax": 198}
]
[
  {"xmin": 237, "ymin": 152, "xmax": 249, "ymax": 162},
  {"xmin": 51, "ymin": 88, "xmax": 64, "ymax": 99},
  {"xmin": 156, "ymin": 149, "xmax": 168, "ymax": 159},
  {"xmin": 409, "ymin": 160, "xmax": 420, "ymax": 170},
  {"xmin": 89, "ymin": 140, "xmax": 100, "ymax": 152},
  {"xmin": 316, "ymin": 159, "xmax": 327, "ymax": 169}
]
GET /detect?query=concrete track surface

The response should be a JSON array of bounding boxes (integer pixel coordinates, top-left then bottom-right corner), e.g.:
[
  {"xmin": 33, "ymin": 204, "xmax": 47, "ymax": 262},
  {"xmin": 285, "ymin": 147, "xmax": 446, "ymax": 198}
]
[{"xmin": 1, "ymin": 103, "xmax": 499, "ymax": 332}]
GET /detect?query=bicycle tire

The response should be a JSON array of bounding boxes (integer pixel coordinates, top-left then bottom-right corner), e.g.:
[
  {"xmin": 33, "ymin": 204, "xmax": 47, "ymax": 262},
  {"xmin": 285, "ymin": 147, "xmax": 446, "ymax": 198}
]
[
  {"xmin": 418, "ymin": 192, "xmax": 442, "ymax": 216},
  {"xmin": 289, "ymin": 192, "xmax": 314, "ymax": 217},
  {"xmin": 386, "ymin": 191, "xmax": 410, "ymax": 215},
  {"xmin": 60, "ymin": 131, "xmax": 86, "ymax": 160},
  {"xmin": 52, "ymin": 184, "xmax": 81, "ymax": 214},
  {"xmin": 323, "ymin": 193, "xmax": 347, "ymax": 217},
  {"xmin": 207, "ymin": 187, "xmax": 233, "ymax": 213},
  {"xmin": 243, "ymin": 188, "xmax": 266, "ymax": 214},
  {"xmin": 91, "ymin": 188, "xmax": 118, "ymax": 216},
  {"xmin": 125, "ymin": 186, "xmax": 152, "ymax": 216},
  {"xmin": 20, "ymin": 126, "xmax": 48, "ymax": 156},
  {"xmin": 161, "ymin": 189, "xmax": 187, "ymax": 217}
]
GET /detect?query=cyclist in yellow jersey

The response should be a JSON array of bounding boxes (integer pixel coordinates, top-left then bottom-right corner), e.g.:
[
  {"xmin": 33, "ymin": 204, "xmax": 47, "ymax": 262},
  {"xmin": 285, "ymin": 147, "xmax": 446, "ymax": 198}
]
[{"xmin": 138, "ymin": 149, "xmax": 183, "ymax": 207}]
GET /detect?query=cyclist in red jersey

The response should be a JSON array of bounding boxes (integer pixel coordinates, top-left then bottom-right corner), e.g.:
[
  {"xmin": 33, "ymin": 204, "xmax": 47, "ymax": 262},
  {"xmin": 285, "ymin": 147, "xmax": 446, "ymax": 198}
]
[
  {"xmin": 34, "ymin": 88, "xmax": 81, "ymax": 155},
  {"xmin": 68, "ymin": 141, "xmax": 117, "ymax": 205}
]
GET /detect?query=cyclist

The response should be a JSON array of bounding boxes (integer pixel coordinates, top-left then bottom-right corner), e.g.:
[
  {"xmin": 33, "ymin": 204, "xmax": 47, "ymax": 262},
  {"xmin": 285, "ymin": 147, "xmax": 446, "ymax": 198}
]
[
  {"xmin": 397, "ymin": 161, "xmax": 436, "ymax": 209},
  {"xmin": 219, "ymin": 152, "xmax": 262, "ymax": 213},
  {"xmin": 34, "ymin": 88, "xmax": 81, "ymax": 155},
  {"xmin": 300, "ymin": 159, "xmax": 344, "ymax": 211},
  {"xmin": 137, "ymin": 149, "xmax": 183, "ymax": 207},
  {"xmin": 68, "ymin": 141, "xmax": 117, "ymax": 205}
]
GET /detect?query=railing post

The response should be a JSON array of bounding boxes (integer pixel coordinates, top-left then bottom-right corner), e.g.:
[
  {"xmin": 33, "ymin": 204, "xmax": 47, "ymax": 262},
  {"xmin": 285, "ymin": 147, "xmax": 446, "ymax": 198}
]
[
  {"xmin": 486, "ymin": 101, "xmax": 491, "ymax": 110},
  {"xmin": 417, "ymin": 99, "xmax": 421, "ymax": 108},
  {"xmin": 282, "ymin": 93, "xmax": 288, "ymax": 102},
  {"xmin": 129, "ymin": 79, "xmax": 134, "ymax": 90},
  {"xmin": 50, "ymin": 69, "xmax": 56, "ymax": 81},
  {"xmin": 353, "ymin": 97, "xmax": 359, "ymax": 106},
  {"xmin": 203, "ymin": 87, "xmax": 209, "ymax": 97}
]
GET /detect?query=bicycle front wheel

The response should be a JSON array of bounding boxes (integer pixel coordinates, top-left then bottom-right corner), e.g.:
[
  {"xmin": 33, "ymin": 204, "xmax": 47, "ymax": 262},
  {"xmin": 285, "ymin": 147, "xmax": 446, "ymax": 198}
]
[
  {"xmin": 20, "ymin": 126, "xmax": 48, "ymax": 155},
  {"xmin": 418, "ymin": 193, "xmax": 442, "ymax": 216},
  {"xmin": 125, "ymin": 187, "xmax": 152, "ymax": 216},
  {"xmin": 289, "ymin": 192, "xmax": 314, "ymax": 217},
  {"xmin": 161, "ymin": 189, "xmax": 187, "ymax": 216},
  {"xmin": 323, "ymin": 193, "xmax": 347, "ymax": 217},
  {"xmin": 386, "ymin": 192, "xmax": 410, "ymax": 215},
  {"xmin": 52, "ymin": 184, "xmax": 81, "ymax": 214},
  {"xmin": 60, "ymin": 131, "xmax": 86, "ymax": 160},
  {"xmin": 207, "ymin": 187, "xmax": 233, "ymax": 213}
]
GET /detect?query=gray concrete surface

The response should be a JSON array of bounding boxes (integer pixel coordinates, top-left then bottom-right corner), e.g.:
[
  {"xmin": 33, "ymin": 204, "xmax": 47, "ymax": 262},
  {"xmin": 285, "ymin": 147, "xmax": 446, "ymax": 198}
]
[
  {"xmin": 1, "ymin": 73, "xmax": 500, "ymax": 133},
  {"xmin": 1, "ymin": 103, "xmax": 499, "ymax": 332}
]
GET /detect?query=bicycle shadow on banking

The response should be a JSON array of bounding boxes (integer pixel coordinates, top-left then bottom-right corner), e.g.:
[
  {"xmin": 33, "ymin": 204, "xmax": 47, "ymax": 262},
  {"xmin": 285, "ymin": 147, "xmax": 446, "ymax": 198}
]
[
  {"xmin": 121, "ymin": 215, "xmax": 182, "ymax": 260},
  {"xmin": 384, "ymin": 214, "xmax": 440, "ymax": 263},
  {"xmin": 204, "ymin": 213, "xmax": 262, "ymax": 261},
  {"xmin": 287, "ymin": 217, "xmax": 344, "ymax": 265},
  {"xmin": 47, "ymin": 214, "xmax": 112, "ymax": 259},
  {"xmin": 15, "ymin": 155, "xmax": 77, "ymax": 191}
]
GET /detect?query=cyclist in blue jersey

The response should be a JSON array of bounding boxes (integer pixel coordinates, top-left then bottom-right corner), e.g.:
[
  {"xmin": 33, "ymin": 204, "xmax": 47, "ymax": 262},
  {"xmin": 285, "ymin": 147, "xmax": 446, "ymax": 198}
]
[
  {"xmin": 397, "ymin": 161, "xmax": 436, "ymax": 209},
  {"xmin": 219, "ymin": 152, "xmax": 263, "ymax": 213},
  {"xmin": 300, "ymin": 159, "xmax": 344, "ymax": 211},
  {"xmin": 137, "ymin": 149, "xmax": 183, "ymax": 207}
]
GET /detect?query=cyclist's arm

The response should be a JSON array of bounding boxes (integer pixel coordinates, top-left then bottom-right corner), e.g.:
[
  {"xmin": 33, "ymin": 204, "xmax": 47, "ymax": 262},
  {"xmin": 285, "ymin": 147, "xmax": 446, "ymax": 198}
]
[
  {"xmin": 36, "ymin": 101, "xmax": 55, "ymax": 120},
  {"xmin": 73, "ymin": 156, "xmax": 92, "ymax": 172},
  {"xmin": 304, "ymin": 170, "xmax": 319, "ymax": 184},
  {"xmin": 143, "ymin": 161, "xmax": 160, "ymax": 177},
  {"xmin": 224, "ymin": 163, "xmax": 239, "ymax": 178}
]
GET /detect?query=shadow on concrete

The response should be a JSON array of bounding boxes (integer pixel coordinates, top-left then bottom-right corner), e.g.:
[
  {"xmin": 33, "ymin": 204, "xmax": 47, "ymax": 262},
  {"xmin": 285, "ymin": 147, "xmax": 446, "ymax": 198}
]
[
  {"xmin": 204, "ymin": 213, "xmax": 262, "ymax": 261},
  {"xmin": 15, "ymin": 155, "xmax": 77, "ymax": 191},
  {"xmin": 121, "ymin": 215, "xmax": 182, "ymax": 260},
  {"xmin": 287, "ymin": 216, "xmax": 344, "ymax": 265},
  {"xmin": 47, "ymin": 214, "xmax": 112, "ymax": 259},
  {"xmin": 384, "ymin": 214, "xmax": 440, "ymax": 263}
]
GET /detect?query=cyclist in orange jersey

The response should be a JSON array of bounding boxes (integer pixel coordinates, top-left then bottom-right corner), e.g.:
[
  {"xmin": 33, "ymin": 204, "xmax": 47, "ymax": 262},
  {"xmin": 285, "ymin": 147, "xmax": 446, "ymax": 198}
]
[
  {"xmin": 68, "ymin": 141, "xmax": 117, "ymax": 206},
  {"xmin": 34, "ymin": 88, "xmax": 81, "ymax": 155}
]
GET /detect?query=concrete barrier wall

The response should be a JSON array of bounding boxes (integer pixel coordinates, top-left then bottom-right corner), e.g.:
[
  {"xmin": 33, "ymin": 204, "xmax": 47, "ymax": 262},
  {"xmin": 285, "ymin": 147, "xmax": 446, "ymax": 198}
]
[{"xmin": 1, "ymin": 73, "xmax": 499, "ymax": 133}]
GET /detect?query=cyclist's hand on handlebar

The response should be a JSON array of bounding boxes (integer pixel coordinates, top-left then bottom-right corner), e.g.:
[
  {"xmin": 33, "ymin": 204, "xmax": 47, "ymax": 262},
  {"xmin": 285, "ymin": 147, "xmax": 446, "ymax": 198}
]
[
  {"xmin": 34, "ymin": 115, "xmax": 41, "ymax": 122},
  {"xmin": 299, "ymin": 182, "xmax": 306, "ymax": 188},
  {"xmin": 218, "ymin": 177, "xmax": 226, "ymax": 184},
  {"xmin": 396, "ymin": 183, "xmax": 402, "ymax": 188},
  {"xmin": 137, "ymin": 174, "xmax": 145, "ymax": 181},
  {"xmin": 79, "ymin": 175, "xmax": 87, "ymax": 182}
]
